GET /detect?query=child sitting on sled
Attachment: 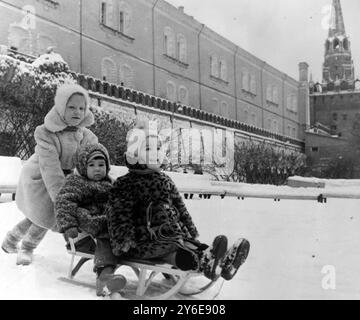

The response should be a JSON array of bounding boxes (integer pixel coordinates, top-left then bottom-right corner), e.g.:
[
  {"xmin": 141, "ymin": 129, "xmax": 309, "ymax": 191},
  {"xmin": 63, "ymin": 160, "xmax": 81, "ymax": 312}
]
[
  {"xmin": 105, "ymin": 120, "xmax": 250, "ymax": 282},
  {"xmin": 55, "ymin": 143, "xmax": 126, "ymax": 297}
]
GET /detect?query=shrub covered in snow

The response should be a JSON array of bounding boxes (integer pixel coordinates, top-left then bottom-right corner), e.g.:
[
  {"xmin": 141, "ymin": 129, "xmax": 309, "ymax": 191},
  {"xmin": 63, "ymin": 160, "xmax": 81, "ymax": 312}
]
[
  {"xmin": 89, "ymin": 106, "xmax": 135, "ymax": 166},
  {"xmin": 0, "ymin": 52, "xmax": 135, "ymax": 161},
  {"xmin": 226, "ymin": 141, "xmax": 306, "ymax": 185},
  {"xmin": 32, "ymin": 51, "xmax": 70, "ymax": 74},
  {"xmin": 0, "ymin": 54, "xmax": 76, "ymax": 158}
]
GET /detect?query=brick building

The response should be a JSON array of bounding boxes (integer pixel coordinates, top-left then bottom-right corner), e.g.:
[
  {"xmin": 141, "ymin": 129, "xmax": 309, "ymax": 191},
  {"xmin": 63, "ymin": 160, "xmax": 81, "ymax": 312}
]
[
  {"xmin": 0, "ymin": 0, "xmax": 308, "ymax": 144},
  {"xmin": 307, "ymin": 0, "xmax": 360, "ymax": 176}
]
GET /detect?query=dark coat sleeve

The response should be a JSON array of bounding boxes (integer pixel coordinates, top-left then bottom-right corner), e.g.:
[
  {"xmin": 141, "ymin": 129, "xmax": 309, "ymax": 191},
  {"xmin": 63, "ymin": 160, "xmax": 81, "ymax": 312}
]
[
  {"xmin": 106, "ymin": 177, "xmax": 137, "ymax": 256},
  {"xmin": 168, "ymin": 176, "xmax": 199, "ymax": 239},
  {"xmin": 55, "ymin": 175, "xmax": 91, "ymax": 233}
]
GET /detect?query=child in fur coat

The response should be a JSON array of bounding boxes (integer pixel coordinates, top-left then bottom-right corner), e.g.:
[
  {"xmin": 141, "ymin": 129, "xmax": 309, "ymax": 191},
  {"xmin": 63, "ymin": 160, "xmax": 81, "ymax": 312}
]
[
  {"xmin": 55, "ymin": 143, "xmax": 126, "ymax": 297},
  {"xmin": 106, "ymin": 120, "xmax": 250, "ymax": 282},
  {"xmin": 2, "ymin": 84, "xmax": 98, "ymax": 265}
]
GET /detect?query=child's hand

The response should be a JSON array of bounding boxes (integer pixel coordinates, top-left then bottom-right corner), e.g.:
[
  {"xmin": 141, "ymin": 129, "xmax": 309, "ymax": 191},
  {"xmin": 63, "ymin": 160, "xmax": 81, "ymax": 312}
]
[
  {"xmin": 121, "ymin": 240, "xmax": 136, "ymax": 253},
  {"xmin": 64, "ymin": 227, "xmax": 79, "ymax": 241}
]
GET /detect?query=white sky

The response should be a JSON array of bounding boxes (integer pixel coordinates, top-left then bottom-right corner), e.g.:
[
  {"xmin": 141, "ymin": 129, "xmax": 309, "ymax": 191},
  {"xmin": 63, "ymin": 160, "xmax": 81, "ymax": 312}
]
[{"xmin": 166, "ymin": 0, "xmax": 360, "ymax": 82}]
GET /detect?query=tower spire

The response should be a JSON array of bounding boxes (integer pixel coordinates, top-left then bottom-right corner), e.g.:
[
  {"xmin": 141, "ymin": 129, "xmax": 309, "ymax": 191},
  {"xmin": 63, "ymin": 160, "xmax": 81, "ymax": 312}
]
[
  {"xmin": 328, "ymin": 0, "xmax": 346, "ymax": 38},
  {"xmin": 322, "ymin": 0, "xmax": 354, "ymax": 84}
]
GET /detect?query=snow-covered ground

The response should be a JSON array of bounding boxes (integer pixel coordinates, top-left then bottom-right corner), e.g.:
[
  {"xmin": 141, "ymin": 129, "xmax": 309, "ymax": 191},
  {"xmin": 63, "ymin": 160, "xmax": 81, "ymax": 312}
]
[
  {"xmin": 1, "ymin": 192, "xmax": 360, "ymax": 300},
  {"xmin": 1, "ymin": 156, "xmax": 360, "ymax": 300}
]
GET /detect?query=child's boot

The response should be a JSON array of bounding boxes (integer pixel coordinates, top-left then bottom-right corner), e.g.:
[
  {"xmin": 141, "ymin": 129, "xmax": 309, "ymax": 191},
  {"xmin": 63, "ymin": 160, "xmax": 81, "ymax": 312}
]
[
  {"xmin": 16, "ymin": 249, "xmax": 33, "ymax": 265},
  {"xmin": 1, "ymin": 232, "xmax": 20, "ymax": 254},
  {"xmin": 199, "ymin": 235, "xmax": 228, "ymax": 281},
  {"xmin": 220, "ymin": 238, "xmax": 250, "ymax": 281},
  {"xmin": 96, "ymin": 267, "xmax": 127, "ymax": 297}
]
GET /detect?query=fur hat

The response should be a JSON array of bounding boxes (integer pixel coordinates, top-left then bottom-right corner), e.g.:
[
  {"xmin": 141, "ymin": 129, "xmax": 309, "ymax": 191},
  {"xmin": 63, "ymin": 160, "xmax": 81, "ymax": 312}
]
[
  {"xmin": 76, "ymin": 143, "xmax": 110, "ymax": 178},
  {"xmin": 44, "ymin": 83, "xmax": 94, "ymax": 133}
]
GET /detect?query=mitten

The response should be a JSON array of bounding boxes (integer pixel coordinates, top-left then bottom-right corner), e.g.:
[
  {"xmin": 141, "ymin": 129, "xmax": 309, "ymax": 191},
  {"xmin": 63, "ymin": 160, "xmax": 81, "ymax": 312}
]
[{"xmin": 64, "ymin": 227, "xmax": 79, "ymax": 241}]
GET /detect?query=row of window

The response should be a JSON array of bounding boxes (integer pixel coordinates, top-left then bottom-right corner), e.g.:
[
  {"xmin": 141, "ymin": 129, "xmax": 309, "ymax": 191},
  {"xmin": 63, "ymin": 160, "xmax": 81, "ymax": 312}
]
[
  {"xmin": 266, "ymin": 85, "xmax": 279, "ymax": 104},
  {"xmin": 210, "ymin": 55, "xmax": 227, "ymax": 82},
  {"xmin": 286, "ymin": 95, "xmax": 298, "ymax": 113},
  {"xmin": 164, "ymin": 27, "xmax": 187, "ymax": 64},
  {"xmin": 166, "ymin": 81, "xmax": 189, "ymax": 105},
  {"xmin": 241, "ymin": 71, "xmax": 257, "ymax": 95},
  {"xmin": 101, "ymin": 1, "xmax": 132, "ymax": 36},
  {"xmin": 101, "ymin": 57, "xmax": 134, "ymax": 88},
  {"xmin": 244, "ymin": 110, "xmax": 257, "ymax": 126}
]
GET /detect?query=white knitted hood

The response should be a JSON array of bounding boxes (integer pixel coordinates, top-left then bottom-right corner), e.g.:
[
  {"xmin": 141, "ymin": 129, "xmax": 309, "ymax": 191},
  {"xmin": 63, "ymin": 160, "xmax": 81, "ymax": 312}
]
[{"xmin": 44, "ymin": 84, "xmax": 94, "ymax": 133}]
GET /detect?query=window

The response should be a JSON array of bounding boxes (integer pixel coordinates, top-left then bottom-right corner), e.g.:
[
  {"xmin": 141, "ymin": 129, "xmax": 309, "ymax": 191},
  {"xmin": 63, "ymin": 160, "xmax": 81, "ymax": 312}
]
[
  {"xmin": 210, "ymin": 55, "xmax": 218, "ymax": 77},
  {"xmin": 343, "ymin": 114, "xmax": 348, "ymax": 121},
  {"xmin": 266, "ymin": 85, "xmax": 272, "ymax": 101},
  {"xmin": 291, "ymin": 128, "xmax": 296, "ymax": 138},
  {"xmin": 178, "ymin": 86, "xmax": 189, "ymax": 105},
  {"xmin": 273, "ymin": 120, "xmax": 278, "ymax": 133},
  {"xmin": 212, "ymin": 98, "xmax": 219, "ymax": 113},
  {"xmin": 118, "ymin": 2, "xmax": 132, "ymax": 34},
  {"xmin": 250, "ymin": 75, "xmax": 256, "ymax": 94},
  {"xmin": 177, "ymin": 34, "xmax": 187, "ymax": 63},
  {"xmin": 332, "ymin": 113, "xmax": 338, "ymax": 121},
  {"xmin": 272, "ymin": 86, "xmax": 278, "ymax": 104},
  {"xmin": 311, "ymin": 147, "xmax": 319, "ymax": 152},
  {"xmin": 221, "ymin": 101, "xmax": 228, "ymax": 117},
  {"xmin": 119, "ymin": 11, "xmax": 124, "ymax": 33},
  {"xmin": 101, "ymin": 57, "xmax": 116, "ymax": 83},
  {"xmin": 101, "ymin": 1, "xmax": 107, "ymax": 24},
  {"xmin": 286, "ymin": 96, "xmax": 292, "ymax": 110},
  {"xmin": 166, "ymin": 81, "xmax": 176, "ymax": 101},
  {"xmin": 242, "ymin": 70, "xmax": 249, "ymax": 91},
  {"xmin": 251, "ymin": 113, "xmax": 256, "ymax": 126},
  {"xmin": 101, "ymin": 0, "xmax": 114, "ymax": 28},
  {"xmin": 119, "ymin": 64, "xmax": 134, "ymax": 88},
  {"xmin": 267, "ymin": 118, "xmax": 272, "ymax": 130},
  {"xmin": 164, "ymin": 27, "xmax": 175, "ymax": 58},
  {"xmin": 287, "ymin": 125, "xmax": 291, "ymax": 136},
  {"xmin": 292, "ymin": 96, "xmax": 297, "ymax": 112},
  {"xmin": 244, "ymin": 109, "xmax": 249, "ymax": 123},
  {"xmin": 219, "ymin": 59, "xmax": 227, "ymax": 81}
]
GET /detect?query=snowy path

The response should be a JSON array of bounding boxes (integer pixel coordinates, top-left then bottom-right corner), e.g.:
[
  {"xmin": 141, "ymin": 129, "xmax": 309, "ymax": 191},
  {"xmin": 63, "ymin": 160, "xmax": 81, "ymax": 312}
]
[{"xmin": 1, "ymin": 195, "xmax": 360, "ymax": 300}]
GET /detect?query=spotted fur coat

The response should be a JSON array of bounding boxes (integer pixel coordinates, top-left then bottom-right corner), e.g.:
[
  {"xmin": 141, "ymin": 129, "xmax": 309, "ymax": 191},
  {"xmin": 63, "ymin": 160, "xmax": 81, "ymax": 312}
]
[{"xmin": 106, "ymin": 170, "xmax": 199, "ymax": 259}]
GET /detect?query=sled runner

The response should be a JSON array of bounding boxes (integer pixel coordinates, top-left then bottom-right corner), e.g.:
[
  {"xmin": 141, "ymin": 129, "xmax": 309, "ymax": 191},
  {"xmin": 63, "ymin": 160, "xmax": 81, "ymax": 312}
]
[{"xmin": 63, "ymin": 236, "xmax": 222, "ymax": 300}]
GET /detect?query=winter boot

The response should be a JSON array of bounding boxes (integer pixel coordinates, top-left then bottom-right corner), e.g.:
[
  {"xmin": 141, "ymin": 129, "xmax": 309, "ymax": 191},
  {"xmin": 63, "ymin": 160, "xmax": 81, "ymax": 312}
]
[
  {"xmin": 220, "ymin": 238, "xmax": 250, "ymax": 281},
  {"xmin": 1, "ymin": 232, "xmax": 19, "ymax": 254},
  {"xmin": 199, "ymin": 235, "xmax": 228, "ymax": 281},
  {"xmin": 96, "ymin": 267, "xmax": 127, "ymax": 297},
  {"xmin": 16, "ymin": 249, "xmax": 33, "ymax": 265}
]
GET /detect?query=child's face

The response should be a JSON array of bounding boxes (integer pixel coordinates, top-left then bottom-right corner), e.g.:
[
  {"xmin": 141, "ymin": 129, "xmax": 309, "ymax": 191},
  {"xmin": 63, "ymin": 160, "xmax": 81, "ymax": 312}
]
[
  {"xmin": 64, "ymin": 94, "xmax": 86, "ymax": 126},
  {"xmin": 138, "ymin": 136, "xmax": 165, "ymax": 171},
  {"xmin": 86, "ymin": 158, "xmax": 107, "ymax": 181}
]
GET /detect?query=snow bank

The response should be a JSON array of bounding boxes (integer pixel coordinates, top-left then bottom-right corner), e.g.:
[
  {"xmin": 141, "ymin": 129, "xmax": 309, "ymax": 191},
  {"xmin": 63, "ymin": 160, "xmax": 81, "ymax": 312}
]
[{"xmin": 288, "ymin": 176, "xmax": 360, "ymax": 188}]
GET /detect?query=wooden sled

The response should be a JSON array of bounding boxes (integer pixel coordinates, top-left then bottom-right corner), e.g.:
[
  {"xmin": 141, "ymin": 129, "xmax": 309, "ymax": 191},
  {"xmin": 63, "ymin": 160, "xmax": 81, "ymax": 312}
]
[{"xmin": 64, "ymin": 237, "xmax": 222, "ymax": 300}]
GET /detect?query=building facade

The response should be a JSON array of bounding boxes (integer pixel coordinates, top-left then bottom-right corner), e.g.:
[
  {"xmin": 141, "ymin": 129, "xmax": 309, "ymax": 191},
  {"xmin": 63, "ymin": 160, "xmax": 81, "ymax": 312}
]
[
  {"xmin": 0, "ymin": 0, "xmax": 307, "ymax": 142},
  {"xmin": 307, "ymin": 0, "xmax": 360, "ymax": 176}
]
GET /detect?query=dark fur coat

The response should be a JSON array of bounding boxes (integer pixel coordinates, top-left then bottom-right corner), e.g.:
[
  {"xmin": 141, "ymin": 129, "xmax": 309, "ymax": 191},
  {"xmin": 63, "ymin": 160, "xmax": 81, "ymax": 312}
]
[{"xmin": 106, "ymin": 170, "xmax": 199, "ymax": 259}]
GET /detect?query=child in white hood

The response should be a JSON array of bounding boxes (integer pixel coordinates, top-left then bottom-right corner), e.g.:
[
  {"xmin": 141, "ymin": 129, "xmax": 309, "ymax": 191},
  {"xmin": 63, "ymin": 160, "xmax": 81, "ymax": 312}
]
[{"xmin": 1, "ymin": 83, "xmax": 98, "ymax": 265}]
